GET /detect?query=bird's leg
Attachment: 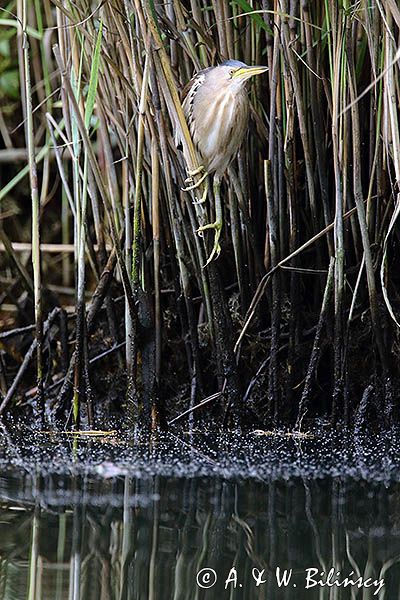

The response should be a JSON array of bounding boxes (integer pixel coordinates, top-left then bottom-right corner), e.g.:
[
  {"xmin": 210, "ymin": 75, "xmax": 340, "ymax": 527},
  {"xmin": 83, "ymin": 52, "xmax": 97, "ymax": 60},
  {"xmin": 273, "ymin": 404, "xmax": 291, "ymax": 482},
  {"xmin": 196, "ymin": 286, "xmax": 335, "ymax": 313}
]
[
  {"xmin": 196, "ymin": 174, "xmax": 222, "ymax": 266},
  {"xmin": 181, "ymin": 168, "xmax": 208, "ymax": 191}
]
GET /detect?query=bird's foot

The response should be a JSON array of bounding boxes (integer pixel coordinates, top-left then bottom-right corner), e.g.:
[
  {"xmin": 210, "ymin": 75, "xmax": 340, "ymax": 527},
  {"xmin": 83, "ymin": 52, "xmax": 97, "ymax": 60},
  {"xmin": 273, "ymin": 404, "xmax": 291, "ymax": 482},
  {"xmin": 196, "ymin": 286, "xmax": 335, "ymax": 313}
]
[
  {"xmin": 182, "ymin": 168, "xmax": 208, "ymax": 191},
  {"xmin": 184, "ymin": 165, "xmax": 205, "ymax": 182},
  {"xmin": 192, "ymin": 185, "xmax": 208, "ymax": 205},
  {"xmin": 196, "ymin": 221, "xmax": 222, "ymax": 267}
]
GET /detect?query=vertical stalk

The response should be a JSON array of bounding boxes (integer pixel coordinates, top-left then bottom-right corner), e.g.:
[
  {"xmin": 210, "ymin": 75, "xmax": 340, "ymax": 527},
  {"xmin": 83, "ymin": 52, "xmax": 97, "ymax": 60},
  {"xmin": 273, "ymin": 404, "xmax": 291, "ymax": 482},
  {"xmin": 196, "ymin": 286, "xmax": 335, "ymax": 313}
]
[
  {"xmin": 132, "ymin": 55, "xmax": 150, "ymax": 286},
  {"xmin": 22, "ymin": 0, "xmax": 44, "ymax": 424},
  {"xmin": 123, "ymin": 153, "xmax": 134, "ymax": 388},
  {"xmin": 151, "ymin": 140, "xmax": 161, "ymax": 395},
  {"xmin": 296, "ymin": 258, "xmax": 335, "ymax": 430},
  {"xmin": 330, "ymin": 3, "xmax": 345, "ymax": 421},
  {"xmin": 127, "ymin": 53, "xmax": 150, "ymax": 421},
  {"xmin": 264, "ymin": 160, "xmax": 280, "ymax": 422},
  {"xmin": 347, "ymin": 44, "xmax": 387, "ymax": 374},
  {"xmin": 55, "ymin": 513, "xmax": 67, "ymax": 600},
  {"xmin": 27, "ymin": 503, "xmax": 40, "ymax": 600}
]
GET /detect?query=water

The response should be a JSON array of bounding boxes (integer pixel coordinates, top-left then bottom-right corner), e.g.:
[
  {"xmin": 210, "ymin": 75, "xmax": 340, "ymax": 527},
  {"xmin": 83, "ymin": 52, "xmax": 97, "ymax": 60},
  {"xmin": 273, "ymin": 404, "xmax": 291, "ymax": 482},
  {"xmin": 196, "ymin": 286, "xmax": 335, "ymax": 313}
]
[{"xmin": 0, "ymin": 427, "xmax": 399, "ymax": 599}]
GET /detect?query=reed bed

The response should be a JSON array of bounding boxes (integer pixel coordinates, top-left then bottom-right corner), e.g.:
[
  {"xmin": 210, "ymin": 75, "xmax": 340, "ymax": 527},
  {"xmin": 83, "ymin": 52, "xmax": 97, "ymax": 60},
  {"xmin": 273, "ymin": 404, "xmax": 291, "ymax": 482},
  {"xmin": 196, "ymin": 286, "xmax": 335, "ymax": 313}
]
[{"xmin": 0, "ymin": 0, "xmax": 399, "ymax": 430}]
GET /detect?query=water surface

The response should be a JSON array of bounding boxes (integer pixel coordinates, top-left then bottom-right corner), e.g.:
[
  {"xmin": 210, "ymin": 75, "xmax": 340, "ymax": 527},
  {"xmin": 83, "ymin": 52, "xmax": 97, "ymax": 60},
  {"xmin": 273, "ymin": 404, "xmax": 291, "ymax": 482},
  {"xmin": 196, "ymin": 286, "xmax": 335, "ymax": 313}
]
[{"xmin": 0, "ymin": 427, "xmax": 399, "ymax": 599}]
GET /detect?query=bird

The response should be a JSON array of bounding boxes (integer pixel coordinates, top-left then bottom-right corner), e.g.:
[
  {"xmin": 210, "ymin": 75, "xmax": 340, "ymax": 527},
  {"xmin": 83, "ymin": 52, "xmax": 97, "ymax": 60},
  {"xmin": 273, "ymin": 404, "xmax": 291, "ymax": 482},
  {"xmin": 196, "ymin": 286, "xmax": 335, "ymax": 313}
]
[{"xmin": 178, "ymin": 59, "xmax": 268, "ymax": 265}]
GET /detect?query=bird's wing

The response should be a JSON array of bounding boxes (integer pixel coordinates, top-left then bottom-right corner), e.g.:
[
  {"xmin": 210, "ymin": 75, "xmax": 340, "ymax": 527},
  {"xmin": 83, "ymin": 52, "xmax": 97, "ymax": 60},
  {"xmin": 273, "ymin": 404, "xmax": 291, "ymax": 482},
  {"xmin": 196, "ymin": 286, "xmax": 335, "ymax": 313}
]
[
  {"xmin": 181, "ymin": 67, "xmax": 212, "ymax": 105},
  {"xmin": 175, "ymin": 67, "xmax": 212, "ymax": 149}
]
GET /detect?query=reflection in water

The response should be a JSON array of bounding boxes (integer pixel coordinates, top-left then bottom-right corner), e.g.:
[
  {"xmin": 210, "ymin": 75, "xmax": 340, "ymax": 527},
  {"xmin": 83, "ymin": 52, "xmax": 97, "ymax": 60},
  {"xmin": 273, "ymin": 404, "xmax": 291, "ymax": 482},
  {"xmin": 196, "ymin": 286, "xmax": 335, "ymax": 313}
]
[{"xmin": 0, "ymin": 475, "xmax": 399, "ymax": 599}]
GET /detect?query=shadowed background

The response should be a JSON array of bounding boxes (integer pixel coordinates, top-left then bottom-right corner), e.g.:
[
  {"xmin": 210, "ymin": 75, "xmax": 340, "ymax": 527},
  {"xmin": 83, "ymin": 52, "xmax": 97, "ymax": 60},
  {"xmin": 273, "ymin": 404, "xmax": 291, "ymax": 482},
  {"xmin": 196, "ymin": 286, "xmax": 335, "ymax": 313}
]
[{"xmin": 0, "ymin": 0, "xmax": 400, "ymax": 430}]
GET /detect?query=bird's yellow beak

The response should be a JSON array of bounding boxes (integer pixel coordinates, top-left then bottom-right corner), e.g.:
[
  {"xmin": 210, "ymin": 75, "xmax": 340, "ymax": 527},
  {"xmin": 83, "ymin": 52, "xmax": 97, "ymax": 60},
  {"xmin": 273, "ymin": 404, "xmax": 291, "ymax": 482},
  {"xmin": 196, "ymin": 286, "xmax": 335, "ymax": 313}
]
[{"xmin": 232, "ymin": 65, "xmax": 268, "ymax": 80}]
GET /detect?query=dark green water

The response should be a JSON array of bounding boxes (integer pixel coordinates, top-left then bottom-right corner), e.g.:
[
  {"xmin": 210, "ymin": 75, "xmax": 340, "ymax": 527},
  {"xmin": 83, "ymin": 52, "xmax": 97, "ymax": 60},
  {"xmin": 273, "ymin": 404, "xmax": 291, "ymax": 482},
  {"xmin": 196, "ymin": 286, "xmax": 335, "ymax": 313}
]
[{"xmin": 0, "ymin": 428, "xmax": 399, "ymax": 599}]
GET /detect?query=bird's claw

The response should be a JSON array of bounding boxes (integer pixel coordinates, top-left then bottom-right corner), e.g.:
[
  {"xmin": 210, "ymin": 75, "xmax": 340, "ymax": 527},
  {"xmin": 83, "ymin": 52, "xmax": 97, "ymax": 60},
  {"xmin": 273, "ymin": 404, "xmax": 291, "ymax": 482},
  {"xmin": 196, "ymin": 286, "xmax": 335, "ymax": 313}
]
[
  {"xmin": 181, "ymin": 168, "xmax": 208, "ymax": 192},
  {"xmin": 192, "ymin": 195, "xmax": 207, "ymax": 205},
  {"xmin": 196, "ymin": 221, "xmax": 222, "ymax": 267},
  {"xmin": 192, "ymin": 183, "xmax": 209, "ymax": 205},
  {"xmin": 184, "ymin": 167, "xmax": 204, "ymax": 184},
  {"xmin": 181, "ymin": 167, "xmax": 208, "ymax": 192},
  {"xmin": 204, "ymin": 242, "xmax": 221, "ymax": 267}
]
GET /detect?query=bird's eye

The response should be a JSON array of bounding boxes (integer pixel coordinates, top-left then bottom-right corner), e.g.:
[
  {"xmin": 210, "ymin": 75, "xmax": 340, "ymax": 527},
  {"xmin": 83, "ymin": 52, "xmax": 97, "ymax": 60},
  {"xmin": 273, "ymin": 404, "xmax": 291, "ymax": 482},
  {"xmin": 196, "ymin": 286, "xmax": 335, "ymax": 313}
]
[{"xmin": 229, "ymin": 69, "xmax": 235, "ymax": 77}]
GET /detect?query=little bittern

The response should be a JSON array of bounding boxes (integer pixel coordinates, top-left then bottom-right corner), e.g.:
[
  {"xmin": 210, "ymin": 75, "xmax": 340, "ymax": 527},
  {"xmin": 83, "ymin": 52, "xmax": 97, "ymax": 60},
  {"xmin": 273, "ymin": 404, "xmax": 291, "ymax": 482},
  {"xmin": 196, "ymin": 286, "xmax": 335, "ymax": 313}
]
[{"xmin": 178, "ymin": 60, "xmax": 268, "ymax": 265}]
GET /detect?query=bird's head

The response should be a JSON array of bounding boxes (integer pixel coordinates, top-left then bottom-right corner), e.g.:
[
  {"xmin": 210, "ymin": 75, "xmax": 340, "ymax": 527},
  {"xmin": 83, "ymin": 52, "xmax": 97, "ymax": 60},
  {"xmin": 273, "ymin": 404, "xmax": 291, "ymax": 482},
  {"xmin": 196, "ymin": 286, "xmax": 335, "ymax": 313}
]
[{"xmin": 218, "ymin": 59, "xmax": 268, "ymax": 88}]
